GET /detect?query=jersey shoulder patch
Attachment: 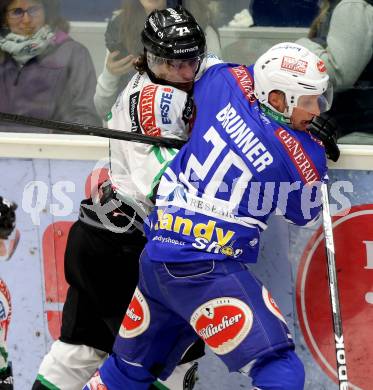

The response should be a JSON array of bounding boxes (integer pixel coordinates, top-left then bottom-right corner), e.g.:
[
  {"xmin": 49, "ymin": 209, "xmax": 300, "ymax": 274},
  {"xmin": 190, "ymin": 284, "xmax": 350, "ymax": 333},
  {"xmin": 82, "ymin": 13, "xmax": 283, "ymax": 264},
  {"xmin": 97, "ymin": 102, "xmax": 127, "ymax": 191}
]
[{"xmin": 274, "ymin": 127, "xmax": 321, "ymax": 184}]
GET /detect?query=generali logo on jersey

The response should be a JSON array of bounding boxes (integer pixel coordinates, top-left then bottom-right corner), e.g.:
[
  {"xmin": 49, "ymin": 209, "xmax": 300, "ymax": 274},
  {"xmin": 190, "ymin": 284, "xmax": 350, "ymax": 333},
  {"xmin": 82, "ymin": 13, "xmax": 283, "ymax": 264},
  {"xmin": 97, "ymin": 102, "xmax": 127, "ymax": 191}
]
[
  {"xmin": 119, "ymin": 287, "xmax": 150, "ymax": 338},
  {"xmin": 140, "ymin": 84, "xmax": 161, "ymax": 137},
  {"xmin": 275, "ymin": 128, "xmax": 320, "ymax": 184},
  {"xmin": 281, "ymin": 56, "xmax": 308, "ymax": 74},
  {"xmin": 229, "ymin": 66, "xmax": 256, "ymax": 104},
  {"xmin": 190, "ymin": 297, "xmax": 253, "ymax": 355}
]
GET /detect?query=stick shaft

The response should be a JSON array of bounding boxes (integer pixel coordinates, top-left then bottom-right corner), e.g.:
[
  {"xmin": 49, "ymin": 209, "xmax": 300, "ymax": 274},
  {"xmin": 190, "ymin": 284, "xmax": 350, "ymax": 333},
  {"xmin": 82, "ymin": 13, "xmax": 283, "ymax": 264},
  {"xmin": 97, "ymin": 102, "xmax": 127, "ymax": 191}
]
[
  {"xmin": 0, "ymin": 112, "xmax": 186, "ymax": 149},
  {"xmin": 321, "ymin": 183, "xmax": 349, "ymax": 389}
]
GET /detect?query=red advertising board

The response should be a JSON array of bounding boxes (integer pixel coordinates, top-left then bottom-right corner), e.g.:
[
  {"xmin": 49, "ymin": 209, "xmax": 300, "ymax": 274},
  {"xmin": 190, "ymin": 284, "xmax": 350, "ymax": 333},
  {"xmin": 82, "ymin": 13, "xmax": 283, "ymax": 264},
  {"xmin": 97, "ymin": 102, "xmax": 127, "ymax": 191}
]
[{"xmin": 297, "ymin": 204, "xmax": 373, "ymax": 389}]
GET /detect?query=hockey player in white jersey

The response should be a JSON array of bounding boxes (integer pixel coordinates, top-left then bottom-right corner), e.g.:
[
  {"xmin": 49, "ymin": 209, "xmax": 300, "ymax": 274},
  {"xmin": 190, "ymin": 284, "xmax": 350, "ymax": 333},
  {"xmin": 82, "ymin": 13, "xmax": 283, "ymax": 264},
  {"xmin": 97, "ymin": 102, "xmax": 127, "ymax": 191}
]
[
  {"xmin": 33, "ymin": 7, "xmax": 221, "ymax": 390},
  {"xmin": 109, "ymin": 7, "xmax": 221, "ymax": 220}
]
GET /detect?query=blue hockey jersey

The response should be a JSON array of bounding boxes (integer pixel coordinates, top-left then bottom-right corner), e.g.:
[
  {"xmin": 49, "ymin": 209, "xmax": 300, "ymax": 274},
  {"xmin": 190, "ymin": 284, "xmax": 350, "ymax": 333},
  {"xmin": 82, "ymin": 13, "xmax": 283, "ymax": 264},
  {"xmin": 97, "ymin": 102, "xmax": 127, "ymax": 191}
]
[{"xmin": 144, "ymin": 63, "xmax": 327, "ymax": 263}]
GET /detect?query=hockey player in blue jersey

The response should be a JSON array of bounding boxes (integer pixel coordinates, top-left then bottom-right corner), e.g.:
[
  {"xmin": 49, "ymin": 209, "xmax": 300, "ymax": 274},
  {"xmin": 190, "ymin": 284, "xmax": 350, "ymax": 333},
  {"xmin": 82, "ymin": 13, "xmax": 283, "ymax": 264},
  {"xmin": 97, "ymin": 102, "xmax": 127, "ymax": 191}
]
[{"xmin": 84, "ymin": 42, "xmax": 337, "ymax": 390}]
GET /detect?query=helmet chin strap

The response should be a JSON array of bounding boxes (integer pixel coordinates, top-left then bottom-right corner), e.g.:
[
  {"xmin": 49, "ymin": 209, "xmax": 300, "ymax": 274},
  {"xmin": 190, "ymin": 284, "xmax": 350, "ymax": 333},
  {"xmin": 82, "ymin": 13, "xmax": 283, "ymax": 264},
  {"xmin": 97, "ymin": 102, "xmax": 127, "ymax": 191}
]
[{"xmin": 260, "ymin": 103, "xmax": 292, "ymax": 125}]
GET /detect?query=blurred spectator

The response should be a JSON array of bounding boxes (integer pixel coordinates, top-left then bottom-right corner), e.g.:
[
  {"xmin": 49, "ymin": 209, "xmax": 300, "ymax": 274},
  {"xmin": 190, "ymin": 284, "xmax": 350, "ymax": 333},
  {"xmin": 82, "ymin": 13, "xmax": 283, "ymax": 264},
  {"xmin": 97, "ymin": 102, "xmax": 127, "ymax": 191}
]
[
  {"xmin": 0, "ymin": 0, "xmax": 100, "ymax": 132},
  {"xmin": 183, "ymin": 0, "xmax": 221, "ymax": 57},
  {"xmin": 94, "ymin": 0, "xmax": 167, "ymax": 118},
  {"xmin": 95, "ymin": 0, "xmax": 221, "ymax": 118},
  {"xmin": 297, "ymin": 0, "xmax": 373, "ymax": 135},
  {"xmin": 60, "ymin": 0, "xmax": 179, "ymax": 21}
]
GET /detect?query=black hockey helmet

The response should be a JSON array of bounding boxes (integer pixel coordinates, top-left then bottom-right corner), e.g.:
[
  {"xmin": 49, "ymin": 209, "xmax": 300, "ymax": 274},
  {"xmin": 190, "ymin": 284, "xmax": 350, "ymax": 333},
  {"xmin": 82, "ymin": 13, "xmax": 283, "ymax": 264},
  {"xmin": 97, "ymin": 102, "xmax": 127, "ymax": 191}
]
[{"xmin": 141, "ymin": 6, "xmax": 206, "ymax": 60}]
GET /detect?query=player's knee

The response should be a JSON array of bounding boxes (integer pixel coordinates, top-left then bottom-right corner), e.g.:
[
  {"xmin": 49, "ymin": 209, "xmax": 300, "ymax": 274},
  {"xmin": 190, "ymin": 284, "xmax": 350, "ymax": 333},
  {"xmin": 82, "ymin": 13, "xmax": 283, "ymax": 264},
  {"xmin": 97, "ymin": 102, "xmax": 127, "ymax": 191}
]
[{"xmin": 249, "ymin": 349, "xmax": 305, "ymax": 390}]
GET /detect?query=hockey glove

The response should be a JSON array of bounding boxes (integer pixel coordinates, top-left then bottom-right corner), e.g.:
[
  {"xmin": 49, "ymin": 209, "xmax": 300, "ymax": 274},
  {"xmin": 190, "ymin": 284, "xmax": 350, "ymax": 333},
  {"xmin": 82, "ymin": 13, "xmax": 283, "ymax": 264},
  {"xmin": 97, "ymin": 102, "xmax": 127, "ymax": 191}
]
[
  {"xmin": 0, "ymin": 198, "xmax": 17, "ymax": 240},
  {"xmin": 309, "ymin": 115, "xmax": 341, "ymax": 162}
]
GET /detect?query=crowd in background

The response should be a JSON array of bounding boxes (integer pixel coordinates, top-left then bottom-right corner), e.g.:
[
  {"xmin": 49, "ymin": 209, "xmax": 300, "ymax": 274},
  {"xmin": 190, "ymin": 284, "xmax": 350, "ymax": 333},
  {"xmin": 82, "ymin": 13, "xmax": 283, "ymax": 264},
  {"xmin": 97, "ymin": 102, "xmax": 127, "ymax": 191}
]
[
  {"xmin": 0, "ymin": 0, "xmax": 372, "ymax": 137},
  {"xmin": 0, "ymin": 0, "xmax": 372, "ymax": 388}
]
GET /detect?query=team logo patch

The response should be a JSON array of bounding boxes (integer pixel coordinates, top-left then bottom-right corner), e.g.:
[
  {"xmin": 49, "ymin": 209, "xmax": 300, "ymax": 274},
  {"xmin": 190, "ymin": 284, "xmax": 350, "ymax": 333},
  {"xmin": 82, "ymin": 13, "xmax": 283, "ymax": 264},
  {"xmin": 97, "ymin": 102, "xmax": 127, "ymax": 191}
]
[
  {"xmin": 190, "ymin": 297, "xmax": 253, "ymax": 355},
  {"xmin": 119, "ymin": 287, "xmax": 150, "ymax": 338},
  {"xmin": 317, "ymin": 59, "xmax": 326, "ymax": 73},
  {"xmin": 105, "ymin": 111, "xmax": 112, "ymax": 121},
  {"xmin": 262, "ymin": 286, "xmax": 286, "ymax": 323},
  {"xmin": 281, "ymin": 56, "xmax": 308, "ymax": 74},
  {"xmin": 85, "ymin": 371, "xmax": 108, "ymax": 390}
]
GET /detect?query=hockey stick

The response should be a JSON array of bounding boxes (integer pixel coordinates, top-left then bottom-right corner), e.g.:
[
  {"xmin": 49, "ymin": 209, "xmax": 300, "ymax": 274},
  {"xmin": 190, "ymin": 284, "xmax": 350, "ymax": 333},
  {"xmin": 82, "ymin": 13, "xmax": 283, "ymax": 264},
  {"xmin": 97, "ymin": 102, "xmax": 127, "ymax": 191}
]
[
  {"xmin": 0, "ymin": 112, "xmax": 186, "ymax": 149},
  {"xmin": 320, "ymin": 182, "xmax": 349, "ymax": 389}
]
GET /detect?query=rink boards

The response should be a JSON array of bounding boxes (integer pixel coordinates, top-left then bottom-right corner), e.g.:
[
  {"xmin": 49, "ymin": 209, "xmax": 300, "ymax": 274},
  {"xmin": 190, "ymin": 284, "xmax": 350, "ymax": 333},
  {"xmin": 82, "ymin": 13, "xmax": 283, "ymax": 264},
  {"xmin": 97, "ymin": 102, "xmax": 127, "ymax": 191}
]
[{"xmin": 0, "ymin": 133, "xmax": 372, "ymax": 390}]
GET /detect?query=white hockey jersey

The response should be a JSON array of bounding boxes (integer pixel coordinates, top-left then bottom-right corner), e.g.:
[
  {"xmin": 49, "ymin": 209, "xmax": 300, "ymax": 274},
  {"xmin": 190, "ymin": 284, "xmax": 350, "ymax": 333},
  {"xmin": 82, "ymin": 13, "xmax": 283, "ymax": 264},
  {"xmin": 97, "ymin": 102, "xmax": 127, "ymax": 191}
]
[
  {"xmin": 108, "ymin": 71, "xmax": 194, "ymax": 216},
  {"xmin": 108, "ymin": 54, "xmax": 223, "ymax": 217}
]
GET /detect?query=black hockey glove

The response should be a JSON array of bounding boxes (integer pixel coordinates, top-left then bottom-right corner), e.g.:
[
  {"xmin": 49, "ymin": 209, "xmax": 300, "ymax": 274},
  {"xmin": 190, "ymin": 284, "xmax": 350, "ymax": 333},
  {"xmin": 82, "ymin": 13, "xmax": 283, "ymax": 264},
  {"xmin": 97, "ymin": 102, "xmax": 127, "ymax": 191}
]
[
  {"xmin": 309, "ymin": 115, "xmax": 341, "ymax": 162},
  {"xmin": 0, "ymin": 197, "xmax": 17, "ymax": 240}
]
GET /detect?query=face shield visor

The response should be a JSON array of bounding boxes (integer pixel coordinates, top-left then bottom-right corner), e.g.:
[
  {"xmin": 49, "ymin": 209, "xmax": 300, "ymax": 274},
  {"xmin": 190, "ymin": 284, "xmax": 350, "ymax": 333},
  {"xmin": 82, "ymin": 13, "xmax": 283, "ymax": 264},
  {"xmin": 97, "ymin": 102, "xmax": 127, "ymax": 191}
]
[
  {"xmin": 293, "ymin": 83, "xmax": 333, "ymax": 116},
  {"xmin": 147, "ymin": 51, "xmax": 205, "ymax": 87}
]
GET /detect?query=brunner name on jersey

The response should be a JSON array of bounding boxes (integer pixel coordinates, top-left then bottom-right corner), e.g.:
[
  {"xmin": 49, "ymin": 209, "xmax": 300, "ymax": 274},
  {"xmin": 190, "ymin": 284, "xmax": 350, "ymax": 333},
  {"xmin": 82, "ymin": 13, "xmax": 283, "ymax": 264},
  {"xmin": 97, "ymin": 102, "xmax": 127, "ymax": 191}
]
[{"xmin": 216, "ymin": 102, "xmax": 273, "ymax": 173}]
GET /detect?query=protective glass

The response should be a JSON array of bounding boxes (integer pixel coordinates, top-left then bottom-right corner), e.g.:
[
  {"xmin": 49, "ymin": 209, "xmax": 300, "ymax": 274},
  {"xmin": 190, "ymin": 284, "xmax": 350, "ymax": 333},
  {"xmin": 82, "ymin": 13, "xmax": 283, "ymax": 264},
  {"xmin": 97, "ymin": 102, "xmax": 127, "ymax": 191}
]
[
  {"xmin": 147, "ymin": 52, "xmax": 204, "ymax": 83},
  {"xmin": 7, "ymin": 5, "xmax": 43, "ymax": 20},
  {"xmin": 296, "ymin": 85, "xmax": 333, "ymax": 115}
]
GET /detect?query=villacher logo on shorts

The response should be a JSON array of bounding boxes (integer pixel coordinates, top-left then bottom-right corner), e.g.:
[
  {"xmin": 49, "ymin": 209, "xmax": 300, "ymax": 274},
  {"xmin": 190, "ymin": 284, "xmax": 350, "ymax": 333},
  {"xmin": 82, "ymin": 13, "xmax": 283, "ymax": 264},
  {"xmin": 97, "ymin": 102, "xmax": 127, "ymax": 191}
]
[
  {"xmin": 190, "ymin": 297, "xmax": 253, "ymax": 355},
  {"xmin": 119, "ymin": 287, "xmax": 150, "ymax": 338}
]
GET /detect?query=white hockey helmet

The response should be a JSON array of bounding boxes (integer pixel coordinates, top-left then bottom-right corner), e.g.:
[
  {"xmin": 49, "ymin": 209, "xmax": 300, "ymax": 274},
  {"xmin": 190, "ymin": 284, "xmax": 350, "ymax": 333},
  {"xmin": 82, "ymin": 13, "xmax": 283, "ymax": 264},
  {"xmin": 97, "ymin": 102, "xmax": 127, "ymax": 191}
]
[{"xmin": 254, "ymin": 42, "xmax": 332, "ymax": 117}]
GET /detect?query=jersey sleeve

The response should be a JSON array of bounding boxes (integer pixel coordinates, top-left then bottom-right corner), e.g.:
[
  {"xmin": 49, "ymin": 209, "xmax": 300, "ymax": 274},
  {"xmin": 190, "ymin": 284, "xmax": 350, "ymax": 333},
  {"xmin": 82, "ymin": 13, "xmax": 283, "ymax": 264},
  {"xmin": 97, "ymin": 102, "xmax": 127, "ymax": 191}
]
[
  {"xmin": 274, "ymin": 129, "xmax": 328, "ymax": 227},
  {"xmin": 106, "ymin": 88, "xmax": 128, "ymax": 131},
  {"xmin": 281, "ymin": 174, "xmax": 327, "ymax": 227}
]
